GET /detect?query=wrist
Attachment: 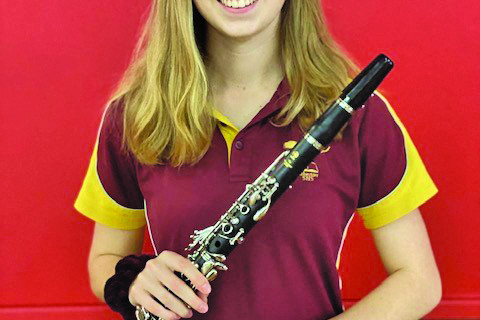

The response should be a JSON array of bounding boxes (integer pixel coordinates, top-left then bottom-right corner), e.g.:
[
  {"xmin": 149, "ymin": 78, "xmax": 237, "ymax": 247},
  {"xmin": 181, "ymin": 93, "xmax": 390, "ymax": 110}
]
[{"xmin": 104, "ymin": 254, "xmax": 156, "ymax": 320}]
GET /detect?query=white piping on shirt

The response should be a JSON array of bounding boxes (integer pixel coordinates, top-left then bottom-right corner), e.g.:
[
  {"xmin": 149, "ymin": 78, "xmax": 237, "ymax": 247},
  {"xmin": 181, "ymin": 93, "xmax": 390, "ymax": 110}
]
[{"xmin": 144, "ymin": 199, "xmax": 158, "ymax": 256}]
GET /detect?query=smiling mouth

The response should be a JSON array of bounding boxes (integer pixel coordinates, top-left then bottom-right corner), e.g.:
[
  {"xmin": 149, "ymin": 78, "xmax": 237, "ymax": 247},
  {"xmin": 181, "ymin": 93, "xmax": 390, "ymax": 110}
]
[{"xmin": 217, "ymin": 0, "xmax": 259, "ymax": 9}]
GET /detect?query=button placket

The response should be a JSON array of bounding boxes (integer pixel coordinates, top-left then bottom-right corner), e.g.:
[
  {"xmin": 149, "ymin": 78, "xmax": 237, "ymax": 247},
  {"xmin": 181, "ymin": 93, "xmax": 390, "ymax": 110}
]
[{"xmin": 229, "ymin": 132, "xmax": 252, "ymax": 182}]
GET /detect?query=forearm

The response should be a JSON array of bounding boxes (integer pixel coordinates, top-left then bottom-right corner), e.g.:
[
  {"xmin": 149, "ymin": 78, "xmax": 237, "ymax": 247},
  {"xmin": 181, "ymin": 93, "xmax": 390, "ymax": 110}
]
[
  {"xmin": 88, "ymin": 254, "xmax": 123, "ymax": 302},
  {"xmin": 331, "ymin": 268, "xmax": 441, "ymax": 320}
]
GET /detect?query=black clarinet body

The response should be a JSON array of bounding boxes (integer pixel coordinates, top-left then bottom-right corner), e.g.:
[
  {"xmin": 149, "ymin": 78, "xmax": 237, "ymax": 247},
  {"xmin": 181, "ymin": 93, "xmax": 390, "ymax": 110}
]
[{"xmin": 136, "ymin": 54, "xmax": 394, "ymax": 320}]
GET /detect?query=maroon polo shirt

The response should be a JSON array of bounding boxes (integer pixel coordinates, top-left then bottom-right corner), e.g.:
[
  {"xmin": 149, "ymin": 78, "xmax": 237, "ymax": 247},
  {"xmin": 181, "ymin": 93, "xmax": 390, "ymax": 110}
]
[{"xmin": 74, "ymin": 77, "xmax": 437, "ymax": 319}]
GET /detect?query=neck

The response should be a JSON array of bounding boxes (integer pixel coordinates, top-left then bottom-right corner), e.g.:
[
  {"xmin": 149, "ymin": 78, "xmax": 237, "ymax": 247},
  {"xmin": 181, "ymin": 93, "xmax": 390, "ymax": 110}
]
[{"xmin": 205, "ymin": 16, "xmax": 284, "ymax": 93}]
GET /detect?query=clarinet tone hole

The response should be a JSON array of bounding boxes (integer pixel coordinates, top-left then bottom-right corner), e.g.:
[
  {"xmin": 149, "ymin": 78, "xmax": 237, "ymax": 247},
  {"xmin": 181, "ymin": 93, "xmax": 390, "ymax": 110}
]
[{"xmin": 222, "ymin": 224, "xmax": 233, "ymax": 234}]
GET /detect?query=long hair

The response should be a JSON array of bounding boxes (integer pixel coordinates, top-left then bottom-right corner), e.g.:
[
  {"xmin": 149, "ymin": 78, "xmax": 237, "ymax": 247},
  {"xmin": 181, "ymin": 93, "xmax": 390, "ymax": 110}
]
[{"xmin": 106, "ymin": 0, "xmax": 358, "ymax": 167}]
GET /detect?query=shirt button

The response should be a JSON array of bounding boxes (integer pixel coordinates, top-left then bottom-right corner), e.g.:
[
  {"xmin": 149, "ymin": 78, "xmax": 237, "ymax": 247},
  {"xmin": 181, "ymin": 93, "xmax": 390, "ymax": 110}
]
[{"xmin": 234, "ymin": 140, "xmax": 244, "ymax": 150}]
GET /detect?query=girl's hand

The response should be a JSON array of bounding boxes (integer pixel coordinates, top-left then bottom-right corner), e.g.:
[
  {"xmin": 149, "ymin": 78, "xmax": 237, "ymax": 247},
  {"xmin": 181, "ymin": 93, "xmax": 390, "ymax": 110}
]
[{"xmin": 128, "ymin": 250, "xmax": 211, "ymax": 320}]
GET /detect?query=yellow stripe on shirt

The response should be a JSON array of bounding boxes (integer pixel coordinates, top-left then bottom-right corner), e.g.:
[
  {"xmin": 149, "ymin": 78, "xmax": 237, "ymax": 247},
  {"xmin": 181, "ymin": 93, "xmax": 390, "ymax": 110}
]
[
  {"xmin": 356, "ymin": 92, "xmax": 438, "ymax": 229},
  {"xmin": 74, "ymin": 131, "xmax": 146, "ymax": 230}
]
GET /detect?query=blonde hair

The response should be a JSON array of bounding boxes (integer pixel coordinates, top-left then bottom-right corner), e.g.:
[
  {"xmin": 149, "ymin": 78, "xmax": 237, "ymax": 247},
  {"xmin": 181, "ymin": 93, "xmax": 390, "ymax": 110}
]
[{"xmin": 106, "ymin": 0, "xmax": 358, "ymax": 167}]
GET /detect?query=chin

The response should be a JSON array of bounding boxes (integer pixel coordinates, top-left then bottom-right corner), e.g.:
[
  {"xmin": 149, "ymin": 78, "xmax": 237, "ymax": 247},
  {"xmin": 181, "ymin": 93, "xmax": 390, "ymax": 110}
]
[{"xmin": 217, "ymin": 25, "xmax": 262, "ymax": 39}]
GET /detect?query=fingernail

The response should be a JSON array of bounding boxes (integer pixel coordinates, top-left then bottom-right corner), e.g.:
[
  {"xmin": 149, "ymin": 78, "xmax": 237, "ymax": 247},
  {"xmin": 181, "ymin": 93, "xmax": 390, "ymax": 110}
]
[
  {"xmin": 188, "ymin": 310, "xmax": 193, "ymax": 317},
  {"xmin": 201, "ymin": 283, "xmax": 211, "ymax": 294},
  {"xmin": 199, "ymin": 303, "xmax": 208, "ymax": 313}
]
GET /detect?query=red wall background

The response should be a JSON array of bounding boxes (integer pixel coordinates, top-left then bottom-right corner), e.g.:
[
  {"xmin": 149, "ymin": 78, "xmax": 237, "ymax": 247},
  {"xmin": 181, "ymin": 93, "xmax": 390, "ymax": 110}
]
[{"xmin": 1, "ymin": 1, "xmax": 479, "ymax": 319}]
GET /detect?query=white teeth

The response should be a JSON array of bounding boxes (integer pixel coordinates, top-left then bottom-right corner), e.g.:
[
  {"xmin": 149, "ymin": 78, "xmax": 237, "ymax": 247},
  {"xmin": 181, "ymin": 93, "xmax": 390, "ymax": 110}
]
[{"xmin": 220, "ymin": 0, "xmax": 256, "ymax": 9}]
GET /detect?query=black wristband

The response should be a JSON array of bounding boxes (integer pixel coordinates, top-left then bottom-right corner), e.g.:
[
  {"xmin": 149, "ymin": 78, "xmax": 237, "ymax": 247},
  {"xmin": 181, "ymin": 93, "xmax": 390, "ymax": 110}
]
[{"xmin": 104, "ymin": 254, "xmax": 156, "ymax": 320}]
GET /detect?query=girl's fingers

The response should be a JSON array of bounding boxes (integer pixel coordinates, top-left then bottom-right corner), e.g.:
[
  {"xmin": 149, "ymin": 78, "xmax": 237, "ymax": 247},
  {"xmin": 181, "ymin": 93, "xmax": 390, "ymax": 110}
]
[
  {"xmin": 160, "ymin": 251, "xmax": 212, "ymax": 295},
  {"xmin": 143, "ymin": 277, "xmax": 193, "ymax": 319},
  {"xmin": 135, "ymin": 290, "xmax": 181, "ymax": 320},
  {"xmin": 156, "ymin": 262, "xmax": 209, "ymax": 314},
  {"xmin": 197, "ymin": 291, "xmax": 208, "ymax": 304},
  {"xmin": 138, "ymin": 251, "xmax": 211, "ymax": 316}
]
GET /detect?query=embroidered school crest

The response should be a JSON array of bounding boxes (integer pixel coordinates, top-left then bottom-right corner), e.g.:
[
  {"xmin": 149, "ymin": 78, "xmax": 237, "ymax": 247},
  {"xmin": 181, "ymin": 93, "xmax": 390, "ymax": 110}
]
[
  {"xmin": 300, "ymin": 162, "xmax": 319, "ymax": 181},
  {"xmin": 282, "ymin": 140, "xmax": 330, "ymax": 182}
]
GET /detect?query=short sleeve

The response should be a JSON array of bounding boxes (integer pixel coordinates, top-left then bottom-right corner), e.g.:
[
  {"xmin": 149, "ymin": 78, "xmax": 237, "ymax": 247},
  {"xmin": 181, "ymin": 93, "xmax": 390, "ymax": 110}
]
[
  {"xmin": 74, "ymin": 100, "xmax": 146, "ymax": 230},
  {"xmin": 356, "ymin": 92, "xmax": 438, "ymax": 229}
]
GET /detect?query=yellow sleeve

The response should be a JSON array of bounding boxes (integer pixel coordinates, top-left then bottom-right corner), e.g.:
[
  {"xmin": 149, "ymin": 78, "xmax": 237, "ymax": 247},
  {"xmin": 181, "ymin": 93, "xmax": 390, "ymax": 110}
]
[
  {"xmin": 356, "ymin": 93, "xmax": 438, "ymax": 229},
  {"xmin": 74, "ymin": 104, "xmax": 146, "ymax": 230}
]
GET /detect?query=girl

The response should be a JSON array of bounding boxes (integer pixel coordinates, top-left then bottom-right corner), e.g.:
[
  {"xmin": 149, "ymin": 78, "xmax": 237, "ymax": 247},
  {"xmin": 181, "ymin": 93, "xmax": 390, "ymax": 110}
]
[{"xmin": 75, "ymin": 1, "xmax": 441, "ymax": 319}]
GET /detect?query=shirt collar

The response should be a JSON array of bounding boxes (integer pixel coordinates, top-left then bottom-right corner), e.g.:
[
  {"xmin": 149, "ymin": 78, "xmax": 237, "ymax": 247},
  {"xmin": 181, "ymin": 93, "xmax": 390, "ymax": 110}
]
[{"xmin": 213, "ymin": 76, "xmax": 291, "ymax": 132}]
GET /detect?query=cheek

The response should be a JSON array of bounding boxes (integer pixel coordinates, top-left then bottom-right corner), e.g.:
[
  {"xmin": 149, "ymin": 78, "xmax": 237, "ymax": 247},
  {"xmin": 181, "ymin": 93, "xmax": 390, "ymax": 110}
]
[
  {"xmin": 192, "ymin": 0, "xmax": 218, "ymax": 26},
  {"xmin": 193, "ymin": 0, "xmax": 210, "ymax": 18},
  {"xmin": 265, "ymin": 0, "xmax": 287, "ymax": 12}
]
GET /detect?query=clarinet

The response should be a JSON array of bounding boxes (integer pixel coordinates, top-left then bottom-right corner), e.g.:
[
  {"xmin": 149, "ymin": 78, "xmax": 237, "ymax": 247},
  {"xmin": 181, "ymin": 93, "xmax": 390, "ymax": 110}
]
[{"xmin": 136, "ymin": 54, "xmax": 394, "ymax": 320}]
